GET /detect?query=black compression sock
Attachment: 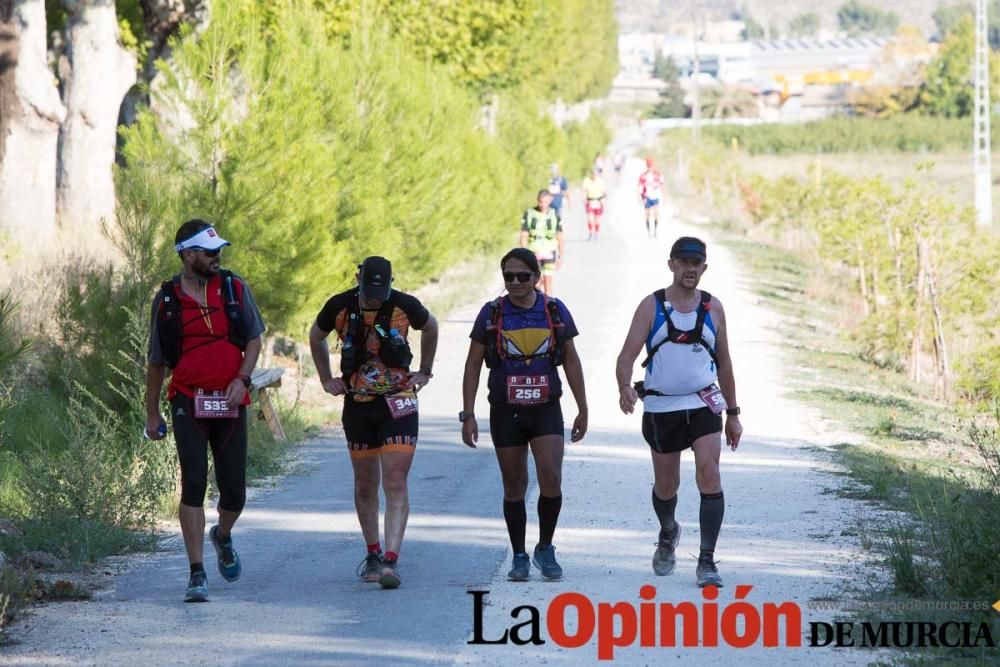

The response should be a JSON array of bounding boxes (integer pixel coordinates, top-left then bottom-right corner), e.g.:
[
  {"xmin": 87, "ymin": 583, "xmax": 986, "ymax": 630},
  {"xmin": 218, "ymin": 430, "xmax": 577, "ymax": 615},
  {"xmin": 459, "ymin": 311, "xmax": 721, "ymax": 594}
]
[
  {"xmin": 503, "ymin": 499, "xmax": 527, "ymax": 554},
  {"xmin": 652, "ymin": 489, "xmax": 678, "ymax": 539},
  {"xmin": 537, "ymin": 494, "xmax": 563, "ymax": 547},
  {"xmin": 190, "ymin": 562, "xmax": 204, "ymax": 574},
  {"xmin": 699, "ymin": 491, "xmax": 725, "ymax": 554}
]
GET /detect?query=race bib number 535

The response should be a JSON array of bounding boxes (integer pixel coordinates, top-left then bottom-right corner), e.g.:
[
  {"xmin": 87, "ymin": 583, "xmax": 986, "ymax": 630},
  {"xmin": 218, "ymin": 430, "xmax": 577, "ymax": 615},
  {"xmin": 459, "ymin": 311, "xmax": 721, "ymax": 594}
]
[
  {"xmin": 506, "ymin": 375, "xmax": 550, "ymax": 405},
  {"xmin": 194, "ymin": 392, "xmax": 238, "ymax": 419}
]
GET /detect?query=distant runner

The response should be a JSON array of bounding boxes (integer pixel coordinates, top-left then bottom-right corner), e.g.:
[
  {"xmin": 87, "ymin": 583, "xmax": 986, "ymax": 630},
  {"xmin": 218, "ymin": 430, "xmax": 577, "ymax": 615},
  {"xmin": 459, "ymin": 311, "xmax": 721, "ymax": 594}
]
[
  {"xmin": 309, "ymin": 256, "xmax": 439, "ymax": 589},
  {"xmin": 615, "ymin": 237, "xmax": 743, "ymax": 588},
  {"xmin": 638, "ymin": 157, "xmax": 665, "ymax": 238},
  {"xmin": 547, "ymin": 164, "xmax": 571, "ymax": 220},
  {"xmin": 613, "ymin": 151, "xmax": 625, "ymax": 178},
  {"xmin": 520, "ymin": 190, "xmax": 564, "ymax": 296},
  {"xmin": 581, "ymin": 166, "xmax": 607, "ymax": 242},
  {"xmin": 461, "ymin": 248, "xmax": 588, "ymax": 582}
]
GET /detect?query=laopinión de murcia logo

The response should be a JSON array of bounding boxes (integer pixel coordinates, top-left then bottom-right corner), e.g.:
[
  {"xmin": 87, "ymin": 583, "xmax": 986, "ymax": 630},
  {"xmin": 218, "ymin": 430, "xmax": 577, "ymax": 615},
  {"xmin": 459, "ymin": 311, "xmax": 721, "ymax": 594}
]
[{"xmin": 467, "ymin": 586, "xmax": 998, "ymax": 660}]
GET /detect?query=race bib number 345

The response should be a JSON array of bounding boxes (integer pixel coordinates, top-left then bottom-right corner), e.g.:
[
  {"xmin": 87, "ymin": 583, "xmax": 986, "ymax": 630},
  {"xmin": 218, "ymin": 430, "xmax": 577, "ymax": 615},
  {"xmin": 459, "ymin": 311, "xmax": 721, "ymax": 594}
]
[
  {"xmin": 506, "ymin": 375, "xmax": 550, "ymax": 405},
  {"xmin": 194, "ymin": 392, "xmax": 239, "ymax": 419}
]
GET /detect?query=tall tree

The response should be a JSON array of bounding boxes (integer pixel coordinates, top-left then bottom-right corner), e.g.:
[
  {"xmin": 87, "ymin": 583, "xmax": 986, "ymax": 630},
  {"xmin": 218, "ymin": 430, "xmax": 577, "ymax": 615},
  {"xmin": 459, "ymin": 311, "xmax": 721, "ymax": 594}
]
[
  {"xmin": 0, "ymin": 0, "xmax": 66, "ymax": 239},
  {"xmin": 837, "ymin": 0, "xmax": 899, "ymax": 36},
  {"xmin": 788, "ymin": 12, "xmax": 820, "ymax": 38},
  {"xmin": 56, "ymin": 0, "xmax": 136, "ymax": 230}
]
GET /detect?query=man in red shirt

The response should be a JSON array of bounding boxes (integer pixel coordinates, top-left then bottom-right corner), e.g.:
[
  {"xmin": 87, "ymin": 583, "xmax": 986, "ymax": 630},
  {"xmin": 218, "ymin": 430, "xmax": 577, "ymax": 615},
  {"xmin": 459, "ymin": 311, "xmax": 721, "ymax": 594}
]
[
  {"xmin": 145, "ymin": 219, "xmax": 266, "ymax": 602},
  {"xmin": 638, "ymin": 157, "xmax": 666, "ymax": 238}
]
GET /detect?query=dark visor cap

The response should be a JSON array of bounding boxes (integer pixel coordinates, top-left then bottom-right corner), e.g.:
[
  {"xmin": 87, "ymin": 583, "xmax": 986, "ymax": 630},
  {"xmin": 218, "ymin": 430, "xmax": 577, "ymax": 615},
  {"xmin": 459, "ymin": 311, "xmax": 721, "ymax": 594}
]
[
  {"xmin": 670, "ymin": 238, "xmax": 707, "ymax": 262},
  {"xmin": 359, "ymin": 256, "xmax": 393, "ymax": 301}
]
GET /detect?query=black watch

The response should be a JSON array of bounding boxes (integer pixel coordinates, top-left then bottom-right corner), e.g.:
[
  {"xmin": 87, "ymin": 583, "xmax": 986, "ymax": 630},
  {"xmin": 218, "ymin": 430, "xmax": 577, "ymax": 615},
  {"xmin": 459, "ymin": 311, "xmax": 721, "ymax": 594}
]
[
  {"xmin": 726, "ymin": 406, "xmax": 741, "ymax": 417},
  {"xmin": 459, "ymin": 411, "xmax": 475, "ymax": 423}
]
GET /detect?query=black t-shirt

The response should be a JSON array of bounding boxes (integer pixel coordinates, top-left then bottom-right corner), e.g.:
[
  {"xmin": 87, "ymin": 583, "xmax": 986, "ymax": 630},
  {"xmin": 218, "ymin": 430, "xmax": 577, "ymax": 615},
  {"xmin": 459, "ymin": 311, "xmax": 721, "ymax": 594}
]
[{"xmin": 315, "ymin": 288, "xmax": 429, "ymax": 399}]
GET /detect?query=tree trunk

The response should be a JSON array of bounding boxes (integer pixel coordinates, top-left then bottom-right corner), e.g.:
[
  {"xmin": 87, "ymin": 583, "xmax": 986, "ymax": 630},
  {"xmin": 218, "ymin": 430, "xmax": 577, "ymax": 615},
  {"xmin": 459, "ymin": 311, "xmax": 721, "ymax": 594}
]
[
  {"xmin": 0, "ymin": 0, "xmax": 66, "ymax": 239},
  {"xmin": 909, "ymin": 236, "xmax": 927, "ymax": 384},
  {"xmin": 56, "ymin": 0, "xmax": 136, "ymax": 230},
  {"xmin": 922, "ymin": 236, "xmax": 950, "ymax": 398}
]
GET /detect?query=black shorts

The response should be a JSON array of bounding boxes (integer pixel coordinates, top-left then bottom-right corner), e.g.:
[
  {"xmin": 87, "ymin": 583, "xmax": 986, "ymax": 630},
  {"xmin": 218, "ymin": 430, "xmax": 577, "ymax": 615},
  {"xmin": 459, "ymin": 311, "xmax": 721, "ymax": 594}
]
[
  {"xmin": 642, "ymin": 407, "xmax": 722, "ymax": 454},
  {"xmin": 343, "ymin": 397, "xmax": 418, "ymax": 459},
  {"xmin": 489, "ymin": 401, "xmax": 563, "ymax": 448}
]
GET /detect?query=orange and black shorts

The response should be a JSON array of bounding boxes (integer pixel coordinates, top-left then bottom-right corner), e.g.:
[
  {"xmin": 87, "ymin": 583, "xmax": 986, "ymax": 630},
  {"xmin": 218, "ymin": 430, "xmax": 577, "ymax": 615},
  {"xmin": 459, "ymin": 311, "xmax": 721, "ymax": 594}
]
[{"xmin": 343, "ymin": 396, "xmax": 418, "ymax": 458}]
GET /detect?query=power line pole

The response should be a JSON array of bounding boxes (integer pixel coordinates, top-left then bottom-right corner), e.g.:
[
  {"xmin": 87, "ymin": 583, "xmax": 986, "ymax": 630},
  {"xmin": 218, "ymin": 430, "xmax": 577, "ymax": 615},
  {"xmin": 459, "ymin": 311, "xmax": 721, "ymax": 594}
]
[
  {"xmin": 691, "ymin": 0, "xmax": 701, "ymax": 141},
  {"xmin": 974, "ymin": 0, "xmax": 992, "ymax": 226}
]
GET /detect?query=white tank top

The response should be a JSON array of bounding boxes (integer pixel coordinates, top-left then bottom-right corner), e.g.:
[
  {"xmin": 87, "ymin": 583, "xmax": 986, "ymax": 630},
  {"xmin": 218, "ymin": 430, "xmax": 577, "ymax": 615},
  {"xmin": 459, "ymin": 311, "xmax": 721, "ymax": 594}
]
[{"xmin": 642, "ymin": 299, "xmax": 718, "ymax": 413}]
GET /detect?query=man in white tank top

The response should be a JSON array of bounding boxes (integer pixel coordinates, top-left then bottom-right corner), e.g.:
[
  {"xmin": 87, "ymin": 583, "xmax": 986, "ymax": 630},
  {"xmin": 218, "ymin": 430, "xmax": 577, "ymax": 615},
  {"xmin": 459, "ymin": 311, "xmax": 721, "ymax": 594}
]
[{"xmin": 614, "ymin": 237, "xmax": 743, "ymax": 587}]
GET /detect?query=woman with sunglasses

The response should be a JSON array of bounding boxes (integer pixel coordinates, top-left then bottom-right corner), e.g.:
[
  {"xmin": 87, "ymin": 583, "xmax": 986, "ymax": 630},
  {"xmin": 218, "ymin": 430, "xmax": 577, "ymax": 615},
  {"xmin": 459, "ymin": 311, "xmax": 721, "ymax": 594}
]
[{"xmin": 461, "ymin": 248, "xmax": 588, "ymax": 581}]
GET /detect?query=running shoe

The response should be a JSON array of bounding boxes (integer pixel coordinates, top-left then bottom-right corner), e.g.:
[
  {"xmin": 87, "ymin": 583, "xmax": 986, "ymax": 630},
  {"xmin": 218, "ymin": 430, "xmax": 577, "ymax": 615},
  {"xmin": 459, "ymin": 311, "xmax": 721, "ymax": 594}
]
[
  {"xmin": 508, "ymin": 552, "xmax": 530, "ymax": 581},
  {"xmin": 696, "ymin": 553, "xmax": 723, "ymax": 588},
  {"xmin": 184, "ymin": 570, "xmax": 208, "ymax": 603},
  {"xmin": 209, "ymin": 525, "xmax": 241, "ymax": 582},
  {"xmin": 356, "ymin": 552, "xmax": 383, "ymax": 583},
  {"xmin": 379, "ymin": 560, "xmax": 401, "ymax": 589},
  {"xmin": 652, "ymin": 523, "xmax": 681, "ymax": 576},
  {"xmin": 532, "ymin": 544, "xmax": 563, "ymax": 581}
]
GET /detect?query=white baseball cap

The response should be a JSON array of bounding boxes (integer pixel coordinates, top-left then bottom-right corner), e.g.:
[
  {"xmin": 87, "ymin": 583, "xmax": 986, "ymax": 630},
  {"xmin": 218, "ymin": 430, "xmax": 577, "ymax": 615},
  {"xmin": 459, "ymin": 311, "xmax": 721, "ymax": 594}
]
[{"xmin": 175, "ymin": 226, "xmax": 231, "ymax": 252}]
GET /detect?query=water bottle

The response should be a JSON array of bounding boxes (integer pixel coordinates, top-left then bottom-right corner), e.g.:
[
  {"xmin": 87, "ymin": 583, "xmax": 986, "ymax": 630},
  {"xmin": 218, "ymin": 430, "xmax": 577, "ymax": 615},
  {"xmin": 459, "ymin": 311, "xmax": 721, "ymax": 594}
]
[{"xmin": 386, "ymin": 327, "xmax": 413, "ymax": 367}]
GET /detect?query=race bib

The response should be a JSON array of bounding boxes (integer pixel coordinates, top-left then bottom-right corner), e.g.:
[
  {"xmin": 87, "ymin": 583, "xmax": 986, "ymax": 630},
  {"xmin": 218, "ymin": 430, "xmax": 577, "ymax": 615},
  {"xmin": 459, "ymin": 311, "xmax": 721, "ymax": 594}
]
[
  {"xmin": 647, "ymin": 188, "xmax": 662, "ymax": 201},
  {"xmin": 506, "ymin": 375, "xmax": 550, "ymax": 405},
  {"xmin": 697, "ymin": 385, "xmax": 727, "ymax": 415},
  {"xmin": 194, "ymin": 391, "xmax": 238, "ymax": 419},
  {"xmin": 386, "ymin": 391, "xmax": 418, "ymax": 419}
]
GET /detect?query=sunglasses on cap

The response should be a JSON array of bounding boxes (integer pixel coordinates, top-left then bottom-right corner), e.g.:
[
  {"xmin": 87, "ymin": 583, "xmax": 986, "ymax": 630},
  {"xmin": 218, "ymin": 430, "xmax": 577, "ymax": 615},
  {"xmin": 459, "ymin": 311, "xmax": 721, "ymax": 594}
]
[{"xmin": 503, "ymin": 271, "xmax": 534, "ymax": 283}]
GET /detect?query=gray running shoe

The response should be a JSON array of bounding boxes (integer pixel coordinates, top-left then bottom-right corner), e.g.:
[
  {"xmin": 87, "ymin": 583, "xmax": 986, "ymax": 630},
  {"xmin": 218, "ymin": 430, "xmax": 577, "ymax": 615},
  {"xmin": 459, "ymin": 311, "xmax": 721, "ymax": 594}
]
[
  {"xmin": 356, "ymin": 552, "xmax": 382, "ymax": 583},
  {"xmin": 379, "ymin": 560, "xmax": 401, "ymax": 589},
  {"xmin": 209, "ymin": 525, "xmax": 241, "ymax": 582},
  {"xmin": 652, "ymin": 523, "xmax": 681, "ymax": 576},
  {"xmin": 508, "ymin": 552, "xmax": 530, "ymax": 581},
  {"xmin": 532, "ymin": 544, "xmax": 563, "ymax": 581},
  {"xmin": 184, "ymin": 570, "xmax": 208, "ymax": 603},
  {"xmin": 696, "ymin": 553, "xmax": 723, "ymax": 588}
]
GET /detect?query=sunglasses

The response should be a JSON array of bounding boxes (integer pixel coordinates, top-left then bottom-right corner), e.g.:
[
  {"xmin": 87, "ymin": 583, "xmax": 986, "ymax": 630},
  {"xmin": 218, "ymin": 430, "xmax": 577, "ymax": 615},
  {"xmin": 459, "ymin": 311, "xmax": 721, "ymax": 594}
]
[
  {"xmin": 195, "ymin": 248, "xmax": 221, "ymax": 257},
  {"xmin": 503, "ymin": 271, "xmax": 534, "ymax": 283}
]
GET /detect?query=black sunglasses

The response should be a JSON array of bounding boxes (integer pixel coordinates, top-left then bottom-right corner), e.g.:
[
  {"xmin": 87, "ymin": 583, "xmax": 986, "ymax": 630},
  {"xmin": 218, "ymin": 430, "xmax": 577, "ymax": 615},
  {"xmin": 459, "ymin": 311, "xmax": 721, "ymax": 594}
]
[
  {"xmin": 195, "ymin": 248, "xmax": 221, "ymax": 257},
  {"xmin": 502, "ymin": 271, "xmax": 534, "ymax": 283}
]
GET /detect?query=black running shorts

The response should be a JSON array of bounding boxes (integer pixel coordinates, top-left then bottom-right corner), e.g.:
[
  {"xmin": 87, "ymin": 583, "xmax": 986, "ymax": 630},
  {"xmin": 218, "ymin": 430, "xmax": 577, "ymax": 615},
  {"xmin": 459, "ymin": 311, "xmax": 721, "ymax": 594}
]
[
  {"xmin": 171, "ymin": 394, "xmax": 247, "ymax": 512},
  {"xmin": 489, "ymin": 401, "xmax": 564, "ymax": 448},
  {"xmin": 343, "ymin": 397, "xmax": 418, "ymax": 458},
  {"xmin": 642, "ymin": 407, "xmax": 722, "ymax": 454}
]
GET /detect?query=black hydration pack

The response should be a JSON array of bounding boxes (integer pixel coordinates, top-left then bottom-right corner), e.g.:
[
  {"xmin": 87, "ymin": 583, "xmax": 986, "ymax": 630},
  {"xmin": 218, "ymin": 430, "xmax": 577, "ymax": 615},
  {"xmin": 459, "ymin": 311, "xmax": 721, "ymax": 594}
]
[
  {"xmin": 157, "ymin": 270, "xmax": 248, "ymax": 369},
  {"xmin": 483, "ymin": 295, "xmax": 567, "ymax": 369},
  {"xmin": 339, "ymin": 294, "xmax": 413, "ymax": 375}
]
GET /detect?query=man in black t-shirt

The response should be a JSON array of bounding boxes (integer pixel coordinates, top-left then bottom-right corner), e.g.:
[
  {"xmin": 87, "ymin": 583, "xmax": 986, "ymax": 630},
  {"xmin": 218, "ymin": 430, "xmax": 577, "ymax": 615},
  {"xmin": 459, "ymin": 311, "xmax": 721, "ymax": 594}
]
[{"xmin": 309, "ymin": 256, "xmax": 439, "ymax": 589}]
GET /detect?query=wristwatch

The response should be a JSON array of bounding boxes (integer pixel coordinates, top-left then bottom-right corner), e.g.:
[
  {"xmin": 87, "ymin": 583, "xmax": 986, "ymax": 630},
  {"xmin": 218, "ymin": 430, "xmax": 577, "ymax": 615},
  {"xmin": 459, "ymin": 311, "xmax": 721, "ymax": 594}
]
[
  {"xmin": 419, "ymin": 366, "xmax": 434, "ymax": 377},
  {"xmin": 726, "ymin": 406, "xmax": 741, "ymax": 417},
  {"xmin": 459, "ymin": 411, "xmax": 475, "ymax": 422}
]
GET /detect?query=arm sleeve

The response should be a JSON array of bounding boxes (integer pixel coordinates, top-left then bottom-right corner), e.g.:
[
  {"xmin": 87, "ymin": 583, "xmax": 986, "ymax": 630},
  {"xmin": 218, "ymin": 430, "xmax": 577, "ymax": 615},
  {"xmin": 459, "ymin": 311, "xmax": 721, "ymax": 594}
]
[
  {"xmin": 469, "ymin": 303, "xmax": 491, "ymax": 344},
  {"xmin": 520, "ymin": 210, "xmax": 530, "ymax": 232},
  {"xmin": 238, "ymin": 279, "xmax": 267, "ymax": 339},
  {"xmin": 395, "ymin": 292, "xmax": 430, "ymax": 330},
  {"xmin": 147, "ymin": 292, "xmax": 164, "ymax": 364}
]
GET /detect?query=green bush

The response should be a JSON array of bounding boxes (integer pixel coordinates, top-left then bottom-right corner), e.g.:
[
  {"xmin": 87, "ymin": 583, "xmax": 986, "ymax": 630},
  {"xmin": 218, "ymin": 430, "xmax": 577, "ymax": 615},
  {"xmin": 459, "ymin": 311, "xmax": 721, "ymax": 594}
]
[{"xmin": 700, "ymin": 115, "xmax": 994, "ymax": 155}]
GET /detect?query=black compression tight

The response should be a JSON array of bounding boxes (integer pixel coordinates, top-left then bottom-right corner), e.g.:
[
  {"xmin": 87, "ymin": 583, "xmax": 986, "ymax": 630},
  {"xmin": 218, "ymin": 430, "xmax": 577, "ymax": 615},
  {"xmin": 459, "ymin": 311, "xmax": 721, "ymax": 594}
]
[{"xmin": 170, "ymin": 395, "xmax": 247, "ymax": 512}]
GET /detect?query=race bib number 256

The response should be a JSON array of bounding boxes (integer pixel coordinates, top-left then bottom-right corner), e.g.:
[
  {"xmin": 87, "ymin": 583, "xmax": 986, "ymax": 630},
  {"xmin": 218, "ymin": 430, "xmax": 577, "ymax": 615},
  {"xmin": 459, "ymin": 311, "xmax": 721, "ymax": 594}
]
[{"xmin": 506, "ymin": 375, "xmax": 550, "ymax": 405}]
